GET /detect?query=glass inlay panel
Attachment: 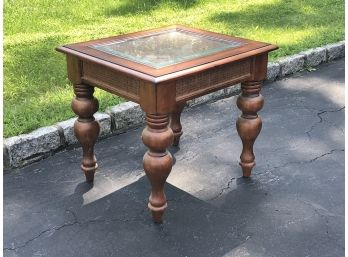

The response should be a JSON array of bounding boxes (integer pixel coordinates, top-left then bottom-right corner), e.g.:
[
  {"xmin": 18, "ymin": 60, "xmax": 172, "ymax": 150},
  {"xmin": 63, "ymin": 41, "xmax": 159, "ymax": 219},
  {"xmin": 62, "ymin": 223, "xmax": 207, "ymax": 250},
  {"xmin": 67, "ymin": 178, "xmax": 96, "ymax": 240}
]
[{"xmin": 90, "ymin": 29, "xmax": 244, "ymax": 69}]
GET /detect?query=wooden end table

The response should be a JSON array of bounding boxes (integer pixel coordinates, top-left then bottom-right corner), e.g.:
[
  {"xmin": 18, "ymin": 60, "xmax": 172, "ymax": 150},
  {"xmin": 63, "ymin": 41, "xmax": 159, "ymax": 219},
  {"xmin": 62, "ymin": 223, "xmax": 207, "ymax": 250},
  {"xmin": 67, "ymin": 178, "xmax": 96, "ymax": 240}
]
[{"xmin": 57, "ymin": 25, "xmax": 277, "ymax": 223}]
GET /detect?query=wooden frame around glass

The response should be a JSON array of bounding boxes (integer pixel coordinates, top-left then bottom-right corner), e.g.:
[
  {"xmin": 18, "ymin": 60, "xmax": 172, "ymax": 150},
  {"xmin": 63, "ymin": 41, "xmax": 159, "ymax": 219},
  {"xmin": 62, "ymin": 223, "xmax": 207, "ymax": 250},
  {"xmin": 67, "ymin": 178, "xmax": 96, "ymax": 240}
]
[{"xmin": 57, "ymin": 24, "xmax": 277, "ymax": 80}]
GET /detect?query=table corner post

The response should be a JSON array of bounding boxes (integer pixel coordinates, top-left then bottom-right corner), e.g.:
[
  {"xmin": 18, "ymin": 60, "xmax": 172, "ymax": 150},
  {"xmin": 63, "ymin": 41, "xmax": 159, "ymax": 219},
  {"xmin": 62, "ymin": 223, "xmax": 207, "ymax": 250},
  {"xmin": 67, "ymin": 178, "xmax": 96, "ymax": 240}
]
[
  {"xmin": 236, "ymin": 54, "xmax": 267, "ymax": 177},
  {"xmin": 72, "ymin": 84, "xmax": 100, "ymax": 182},
  {"xmin": 141, "ymin": 113, "xmax": 174, "ymax": 223},
  {"xmin": 67, "ymin": 56, "xmax": 100, "ymax": 182},
  {"xmin": 140, "ymin": 82, "xmax": 175, "ymax": 223}
]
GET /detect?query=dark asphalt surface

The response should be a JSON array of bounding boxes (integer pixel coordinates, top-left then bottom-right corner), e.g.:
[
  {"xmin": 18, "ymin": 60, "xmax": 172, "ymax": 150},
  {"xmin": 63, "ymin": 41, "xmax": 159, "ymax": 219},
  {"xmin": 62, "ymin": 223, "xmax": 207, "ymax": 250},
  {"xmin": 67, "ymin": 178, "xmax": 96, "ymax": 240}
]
[{"xmin": 4, "ymin": 60, "xmax": 344, "ymax": 257}]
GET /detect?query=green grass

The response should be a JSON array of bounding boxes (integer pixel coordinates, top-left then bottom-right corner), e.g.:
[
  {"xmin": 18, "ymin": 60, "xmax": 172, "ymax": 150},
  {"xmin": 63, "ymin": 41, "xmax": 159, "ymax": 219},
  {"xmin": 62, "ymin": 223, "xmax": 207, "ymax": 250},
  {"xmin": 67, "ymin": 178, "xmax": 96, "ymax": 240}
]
[{"xmin": 4, "ymin": 0, "xmax": 344, "ymax": 137}]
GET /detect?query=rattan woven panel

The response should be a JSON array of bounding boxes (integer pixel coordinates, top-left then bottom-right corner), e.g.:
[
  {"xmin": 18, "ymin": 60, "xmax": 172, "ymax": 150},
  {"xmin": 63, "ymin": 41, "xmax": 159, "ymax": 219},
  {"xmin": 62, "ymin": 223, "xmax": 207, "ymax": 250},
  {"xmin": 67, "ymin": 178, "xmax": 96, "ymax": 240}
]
[
  {"xmin": 175, "ymin": 59, "xmax": 251, "ymax": 100},
  {"xmin": 82, "ymin": 61, "xmax": 140, "ymax": 100}
]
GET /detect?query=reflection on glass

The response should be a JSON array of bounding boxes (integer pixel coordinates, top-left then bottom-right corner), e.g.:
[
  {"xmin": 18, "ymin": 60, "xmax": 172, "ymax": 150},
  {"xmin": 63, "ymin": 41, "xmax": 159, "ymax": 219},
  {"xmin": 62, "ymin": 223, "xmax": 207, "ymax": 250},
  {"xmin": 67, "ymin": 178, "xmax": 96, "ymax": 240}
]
[{"xmin": 90, "ymin": 29, "xmax": 244, "ymax": 69}]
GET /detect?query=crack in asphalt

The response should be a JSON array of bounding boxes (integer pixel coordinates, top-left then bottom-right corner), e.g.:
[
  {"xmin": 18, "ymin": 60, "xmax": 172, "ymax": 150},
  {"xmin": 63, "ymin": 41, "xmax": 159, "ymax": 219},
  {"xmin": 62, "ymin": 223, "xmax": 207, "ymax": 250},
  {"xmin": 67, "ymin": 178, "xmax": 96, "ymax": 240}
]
[
  {"xmin": 209, "ymin": 177, "xmax": 237, "ymax": 200},
  {"xmin": 256, "ymin": 149, "xmax": 345, "ymax": 180},
  {"xmin": 210, "ymin": 149, "xmax": 344, "ymax": 200},
  {"xmin": 3, "ymin": 210, "xmax": 78, "ymax": 252},
  {"xmin": 3, "ymin": 208, "xmax": 146, "ymax": 252},
  {"xmin": 296, "ymin": 197, "xmax": 344, "ymax": 247},
  {"xmin": 305, "ymin": 106, "xmax": 345, "ymax": 139},
  {"xmin": 303, "ymin": 203, "xmax": 345, "ymax": 250}
]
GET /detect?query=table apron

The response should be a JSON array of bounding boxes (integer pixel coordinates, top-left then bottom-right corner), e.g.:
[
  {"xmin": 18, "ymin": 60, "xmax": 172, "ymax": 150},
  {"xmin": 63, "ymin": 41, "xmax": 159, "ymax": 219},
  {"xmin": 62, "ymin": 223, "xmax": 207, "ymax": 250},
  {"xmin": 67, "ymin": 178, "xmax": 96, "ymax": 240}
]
[
  {"xmin": 81, "ymin": 61, "xmax": 141, "ymax": 103},
  {"xmin": 77, "ymin": 54, "xmax": 267, "ymax": 107},
  {"xmin": 174, "ymin": 58, "xmax": 252, "ymax": 102}
]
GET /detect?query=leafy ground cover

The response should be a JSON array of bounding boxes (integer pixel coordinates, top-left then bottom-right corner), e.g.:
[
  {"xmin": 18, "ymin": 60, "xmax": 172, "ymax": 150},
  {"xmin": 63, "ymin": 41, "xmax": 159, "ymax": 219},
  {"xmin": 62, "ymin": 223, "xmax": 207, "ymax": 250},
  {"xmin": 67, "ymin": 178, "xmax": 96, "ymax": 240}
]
[{"xmin": 4, "ymin": 0, "xmax": 344, "ymax": 137}]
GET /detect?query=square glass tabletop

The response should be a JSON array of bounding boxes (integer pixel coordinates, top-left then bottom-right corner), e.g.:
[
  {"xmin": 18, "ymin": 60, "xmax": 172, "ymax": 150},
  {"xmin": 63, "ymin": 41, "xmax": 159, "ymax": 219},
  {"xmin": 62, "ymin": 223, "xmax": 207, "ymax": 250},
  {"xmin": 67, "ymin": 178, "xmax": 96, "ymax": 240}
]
[{"xmin": 89, "ymin": 29, "xmax": 244, "ymax": 69}]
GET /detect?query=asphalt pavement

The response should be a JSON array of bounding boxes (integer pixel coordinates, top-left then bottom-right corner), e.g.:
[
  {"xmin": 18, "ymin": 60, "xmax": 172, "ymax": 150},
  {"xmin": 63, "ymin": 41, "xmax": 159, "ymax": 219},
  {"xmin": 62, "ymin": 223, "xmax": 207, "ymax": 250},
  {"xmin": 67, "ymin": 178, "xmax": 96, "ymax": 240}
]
[{"xmin": 4, "ymin": 59, "xmax": 345, "ymax": 257}]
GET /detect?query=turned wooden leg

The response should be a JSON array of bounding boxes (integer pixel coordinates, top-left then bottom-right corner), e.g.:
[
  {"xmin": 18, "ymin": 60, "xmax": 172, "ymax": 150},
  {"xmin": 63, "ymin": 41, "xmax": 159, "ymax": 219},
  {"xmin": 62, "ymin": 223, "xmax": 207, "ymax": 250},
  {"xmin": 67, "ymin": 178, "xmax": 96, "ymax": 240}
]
[
  {"xmin": 170, "ymin": 103, "xmax": 185, "ymax": 146},
  {"xmin": 142, "ymin": 114, "xmax": 174, "ymax": 223},
  {"xmin": 71, "ymin": 84, "xmax": 100, "ymax": 182},
  {"xmin": 236, "ymin": 81, "xmax": 264, "ymax": 177}
]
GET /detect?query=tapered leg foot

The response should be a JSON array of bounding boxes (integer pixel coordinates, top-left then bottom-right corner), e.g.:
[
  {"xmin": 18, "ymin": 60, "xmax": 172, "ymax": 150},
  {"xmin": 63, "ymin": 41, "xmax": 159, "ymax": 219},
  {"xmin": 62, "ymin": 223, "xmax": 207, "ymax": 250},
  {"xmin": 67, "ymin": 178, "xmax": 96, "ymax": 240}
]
[
  {"xmin": 142, "ymin": 114, "xmax": 174, "ymax": 223},
  {"xmin": 149, "ymin": 204, "xmax": 166, "ymax": 223},
  {"xmin": 71, "ymin": 84, "xmax": 100, "ymax": 182},
  {"xmin": 236, "ymin": 81, "xmax": 264, "ymax": 177},
  {"xmin": 80, "ymin": 158, "xmax": 98, "ymax": 182},
  {"xmin": 172, "ymin": 131, "xmax": 182, "ymax": 147},
  {"xmin": 170, "ymin": 103, "xmax": 185, "ymax": 146}
]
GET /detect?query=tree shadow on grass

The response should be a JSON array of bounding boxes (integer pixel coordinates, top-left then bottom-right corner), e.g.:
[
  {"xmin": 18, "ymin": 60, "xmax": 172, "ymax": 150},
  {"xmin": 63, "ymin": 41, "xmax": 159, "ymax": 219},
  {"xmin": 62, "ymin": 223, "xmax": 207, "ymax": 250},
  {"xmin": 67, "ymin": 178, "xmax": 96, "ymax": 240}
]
[
  {"xmin": 106, "ymin": 0, "xmax": 199, "ymax": 16},
  {"xmin": 209, "ymin": 0, "xmax": 332, "ymax": 30},
  {"xmin": 211, "ymin": 2, "xmax": 288, "ymax": 30},
  {"xmin": 208, "ymin": 0, "xmax": 343, "ymax": 59}
]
